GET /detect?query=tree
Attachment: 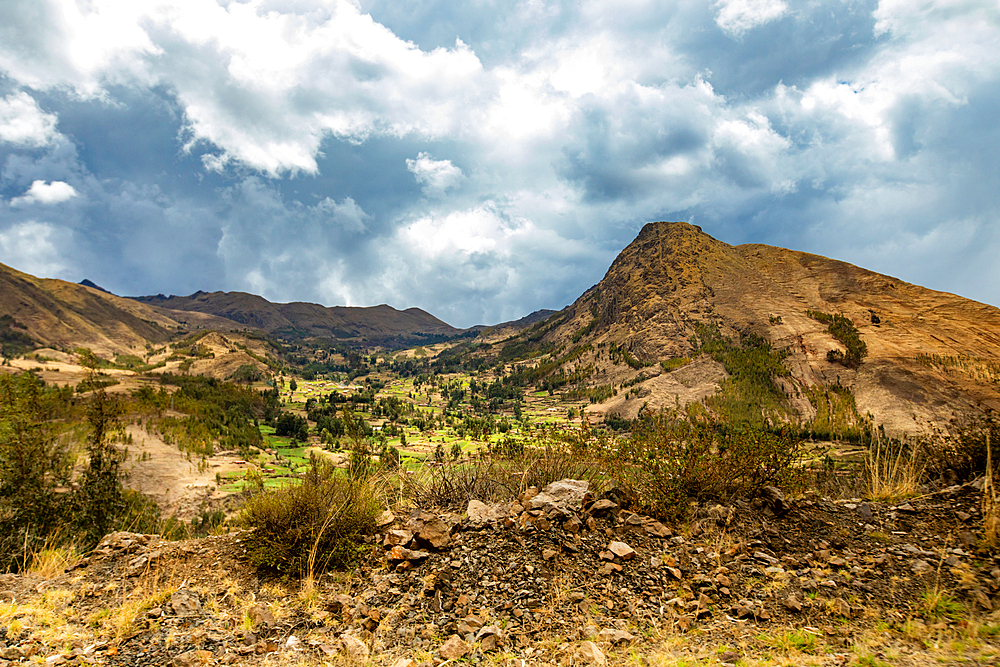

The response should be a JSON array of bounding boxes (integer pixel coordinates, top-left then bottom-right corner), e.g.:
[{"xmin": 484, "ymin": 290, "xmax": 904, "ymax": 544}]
[
  {"xmin": 289, "ymin": 378, "xmax": 298, "ymax": 392},
  {"xmin": 0, "ymin": 373, "xmax": 72, "ymax": 571},
  {"xmin": 75, "ymin": 388, "xmax": 126, "ymax": 547}
]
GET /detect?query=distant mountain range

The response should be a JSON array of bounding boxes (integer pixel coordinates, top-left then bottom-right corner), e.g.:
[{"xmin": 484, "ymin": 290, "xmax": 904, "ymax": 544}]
[
  {"xmin": 0, "ymin": 263, "xmax": 550, "ymax": 356},
  {"xmin": 131, "ymin": 291, "xmax": 463, "ymax": 348}
]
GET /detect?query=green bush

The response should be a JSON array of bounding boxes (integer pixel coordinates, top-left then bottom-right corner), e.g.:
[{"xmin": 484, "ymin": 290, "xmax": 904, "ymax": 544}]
[
  {"xmin": 610, "ymin": 410, "xmax": 804, "ymax": 522},
  {"xmin": 238, "ymin": 455, "xmax": 380, "ymax": 577}
]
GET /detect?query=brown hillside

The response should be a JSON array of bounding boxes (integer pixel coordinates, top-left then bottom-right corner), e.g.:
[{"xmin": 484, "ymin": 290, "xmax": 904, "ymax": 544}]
[
  {"xmin": 538, "ymin": 222, "xmax": 1000, "ymax": 434},
  {"xmin": 0, "ymin": 262, "xmax": 183, "ymax": 357}
]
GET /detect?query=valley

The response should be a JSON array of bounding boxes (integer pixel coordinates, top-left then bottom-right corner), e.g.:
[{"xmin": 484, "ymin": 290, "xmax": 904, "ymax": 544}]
[{"xmin": 1, "ymin": 222, "xmax": 999, "ymax": 666}]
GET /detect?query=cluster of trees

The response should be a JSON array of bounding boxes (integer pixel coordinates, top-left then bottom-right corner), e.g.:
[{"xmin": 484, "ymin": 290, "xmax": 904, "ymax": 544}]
[
  {"xmin": 0, "ymin": 373, "xmax": 159, "ymax": 572},
  {"xmin": 807, "ymin": 311, "xmax": 868, "ymax": 368}
]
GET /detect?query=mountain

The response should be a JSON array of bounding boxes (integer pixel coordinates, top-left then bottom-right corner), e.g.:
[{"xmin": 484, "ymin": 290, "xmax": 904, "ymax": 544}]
[
  {"xmin": 0, "ymin": 262, "xmax": 189, "ymax": 357},
  {"xmin": 131, "ymin": 291, "xmax": 461, "ymax": 348},
  {"xmin": 512, "ymin": 222, "xmax": 1000, "ymax": 434}
]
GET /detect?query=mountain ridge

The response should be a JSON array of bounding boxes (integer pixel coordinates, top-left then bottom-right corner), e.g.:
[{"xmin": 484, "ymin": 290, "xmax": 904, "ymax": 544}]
[{"xmin": 517, "ymin": 221, "xmax": 1000, "ymax": 434}]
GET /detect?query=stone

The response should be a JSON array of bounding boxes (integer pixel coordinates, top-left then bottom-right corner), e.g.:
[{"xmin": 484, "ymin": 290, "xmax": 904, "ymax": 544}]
[
  {"xmin": 643, "ymin": 519, "xmax": 672, "ymax": 538},
  {"xmin": 542, "ymin": 548, "xmax": 558, "ymax": 560},
  {"xmin": 719, "ymin": 650, "xmax": 740, "ymax": 663},
  {"xmin": 528, "ymin": 479, "xmax": 592, "ymax": 513},
  {"xmin": 590, "ymin": 499, "xmax": 618, "ymax": 514},
  {"xmin": 564, "ymin": 516, "xmax": 583, "ymax": 533},
  {"xmin": 575, "ymin": 641, "xmax": 606, "ymax": 666},
  {"xmin": 784, "ymin": 596, "xmax": 803, "ymax": 612},
  {"xmin": 760, "ymin": 486, "xmax": 788, "ymax": 516},
  {"xmin": 248, "ymin": 603, "xmax": 274, "ymax": 629},
  {"xmin": 832, "ymin": 598, "xmax": 852, "ymax": 618},
  {"xmin": 476, "ymin": 625, "xmax": 503, "ymax": 651},
  {"xmin": 597, "ymin": 628, "xmax": 635, "ymax": 644},
  {"xmin": 857, "ymin": 502, "xmax": 874, "ymax": 522},
  {"xmin": 377, "ymin": 509, "xmax": 396, "ymax": 527},
  {"xmin": 171, "ymin": 650, "xmax": 213, "ymax": 667},
  {"xmin": 327, "ymin": 594, "xmax": 354, "ymax": 615},
  {"xmin": 458, "ymin": 615, "xmax": 483, "ymax": 635},
  {"xmin": 388, "ymin": 546, "xmax": 430, "ymax": 562},
  {"xmin": 388, "ymin": 660, "xmax": 416, "ymax": 667},
  {"xmin": 406, "ymin": 511, "xmax": 451, "ymax": 549},
  {"xmin": 169, "ymin": 589, "xmax": 202, "ymax": 616},
  {"xmin": 608, "ymin": 541, "xmax": 636, "ymax": 560},
  {"xmin": 439, "ymin": 635, "xmax": 472, "ymax": 660},
  {"xmin": 911, "ymin": 559, "xmax": 933, "ymax": 574},
  {"xmin": 340, "ymin": 634, "xmax": 369, "ymax": 660},
  {"xmin": 383, "ymin": 529, "xmax": 413, "ymax": 547}
]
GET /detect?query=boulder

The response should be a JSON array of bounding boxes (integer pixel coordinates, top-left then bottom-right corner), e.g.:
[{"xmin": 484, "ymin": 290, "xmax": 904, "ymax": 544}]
[
  {"xmin": 528, "ymin": 479, "xmax": 592, "ymax": 513},
  {"xmin": 406, "ymin": 511, "xmax": 451, "ymax": 549}
]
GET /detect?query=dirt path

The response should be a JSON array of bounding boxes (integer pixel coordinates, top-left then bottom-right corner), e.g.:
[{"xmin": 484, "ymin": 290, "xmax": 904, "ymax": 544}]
[{"xmin": 123, "ymin": 425, "xmax": 247, "ymax": 521}]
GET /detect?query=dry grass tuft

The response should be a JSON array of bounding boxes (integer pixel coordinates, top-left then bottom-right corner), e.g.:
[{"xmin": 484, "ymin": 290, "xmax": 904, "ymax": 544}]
[{"xmin": 864, "ymin": 439, "xmax": 924, "ymax": 502}]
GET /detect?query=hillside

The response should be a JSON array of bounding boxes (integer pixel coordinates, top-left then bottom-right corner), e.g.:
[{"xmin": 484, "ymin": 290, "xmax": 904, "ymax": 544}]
[
  {"xmin": 0, "ymin": 262, "xmax": 184, "ymax": 357},
  {"xmin": 507, "ymin": 222, "xmax": 1000, "ymax": 434},
  {"xmin": 133, "ymin": 291, "xmax": 462, "ymax": 348}
]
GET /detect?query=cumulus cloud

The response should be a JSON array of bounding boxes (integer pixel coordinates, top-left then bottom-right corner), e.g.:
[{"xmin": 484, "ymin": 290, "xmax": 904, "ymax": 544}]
[
  {"xmin": 405, "ymin": 152, "xmax": 464, "ymax": 195},
  {"xmin": 0, "ymin": 92, "xmax": 59, "ymax": 146},
  {"xmin": 11, "ymin": 179, "xmax": 78, "ymax": 205},
  {"xmin": 714, "ymin": 0, "xmax": 789, "ymax": 38},
  {"xmin": 0, "ymin": 220, "xmax": 69, "ymax": 277}
]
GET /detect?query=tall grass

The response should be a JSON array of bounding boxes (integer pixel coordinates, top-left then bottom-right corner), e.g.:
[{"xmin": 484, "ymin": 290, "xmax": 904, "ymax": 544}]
[{"xmin": 864, "ymin": 438, "xmax": 924, "ymax": 502}]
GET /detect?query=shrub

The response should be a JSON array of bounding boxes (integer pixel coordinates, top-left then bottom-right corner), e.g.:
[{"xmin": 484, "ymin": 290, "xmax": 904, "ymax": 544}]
[
  {"xmin": 238, "ymin": 455, "xmax": 380, "ymax": 577},
  {"xmin": 609, "ymin": 410, "xmax": 804, "ymax": 522}
]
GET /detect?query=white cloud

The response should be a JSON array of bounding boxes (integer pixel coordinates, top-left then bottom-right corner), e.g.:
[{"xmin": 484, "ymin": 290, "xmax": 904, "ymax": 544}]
[
  {"xmin": 714, "ymin": 0, "xmax": 789, "ymax": 37},
  {"xmin": 0, "ymin": 92, "xmax": 59, "ymax": 146},
  {"xmin": 405, "ymin": 152, "xmax": 464, "ymax": 195},
  {"xmin": 11, "ymin": 180, "xmax": 79, "ymax": 205},
  {"xmin": 0, "ymin": 221, "xmax": 69, "ymax": 277}
]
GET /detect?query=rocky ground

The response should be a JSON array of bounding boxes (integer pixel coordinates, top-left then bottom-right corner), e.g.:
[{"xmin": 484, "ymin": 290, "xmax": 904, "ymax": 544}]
[{"xmin": 1, "ymin": 478, "xmax": 998, "ymax": 667}]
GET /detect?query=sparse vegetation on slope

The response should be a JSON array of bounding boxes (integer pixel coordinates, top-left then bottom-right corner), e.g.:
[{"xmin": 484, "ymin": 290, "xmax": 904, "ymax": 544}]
[{"xmin": 808, "ymin": 310, "xmax": 868, "ymax": 367}]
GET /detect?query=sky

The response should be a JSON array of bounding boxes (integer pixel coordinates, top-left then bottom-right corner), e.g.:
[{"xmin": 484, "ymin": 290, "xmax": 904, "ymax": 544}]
[{"xmin": 0, "ymin": 0, "xmax": 998, "ymax": 328}]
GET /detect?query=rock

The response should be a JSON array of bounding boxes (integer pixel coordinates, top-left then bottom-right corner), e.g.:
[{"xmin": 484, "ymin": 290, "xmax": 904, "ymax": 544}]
[
  {"xmin": 528, "ymin": 479, "xmax": 592, "ymax": 513},
  {"xmin": 542, "ymin": 548, "xmax": 558, "ymax": 560},
  {"xmin": 476, "ymin": 626, "xmax": 503, "ymax": 651},
  {"xmin": 719, "ymin": 650, "xmax": 740, "ymax": 663},
  {"xmin": 388, "ymin": 660, "xmax": 415, "ymax": 667},
  {"xmin": 597, "ymin": 628, "xmax": 635, "ymax": 644},
  {"xmin": 383, "ymin": 529, "xmax": 413, "ymax": 547},
  {"xmin": 643, "ymin": 519, "xmax": 672, "ymax": 538},
  {"xmin": 784, "ymin": 596, "xmax": 803, "ymax": 612},
  {"xmin": 760, "ymin": 486, "xmax": 788, "ymax": 516},
  {"xmin": 608, "ymin": 541, "xmax": 635, "ymax": 560},
  {"xmin": 564, "ymin": 515, "xmax": 583, "ymax": 533},
  {"xmin": 327, "ymin": 594, "xmax": 354, "ymax": 615},
  {"xmin": 406, "ymin": 511, "xmax": 451, "ymax": 549},
  {"xmin": 911, "ymin": 559, "xmax": 933, "ymax": 574},
  {"xmin": 377, "ymin": 509, "xmax": 395, "ymax": 527},
  {"xmin": 171, "ymin": 650, "xmax": 213, "ymax": 667},
  {"xmin": 575, "ymin": 641, "xmax": 606, "ymax": 666},
  {"xmin": 832, "ymin": 598, "xmax": 852, "ymax": 618},
  {"xmin": 857, "ymin": 502, "xmax": 874, "ymax": 522},
  {"xmin": 340, "ymin": 634, "xmax": 369, "ymax": 660},
  {"xmin": 467, "ymin": 499, "xmax": 501, "ymax": 523},
  {"xmin": 169, "ymin": 589, "xmax": 202, "ymax": 616},
  {"xmin": 458, "ymin": 615, "xmax": 483, "ymax": 635},
  {"xmin": 388, "ymin": 546, "xmax": 431, "ymax": 562},
  {"xmin": 590, "ymin": 499, "xmax": 618, "ymax": 514},
  {"xmin": 248, "ymin": 603, "xmax": 274, "ymax": 629},
  {"xmin": 439, "ymin": 635, "xmax": 472, "ymax": 660}
]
